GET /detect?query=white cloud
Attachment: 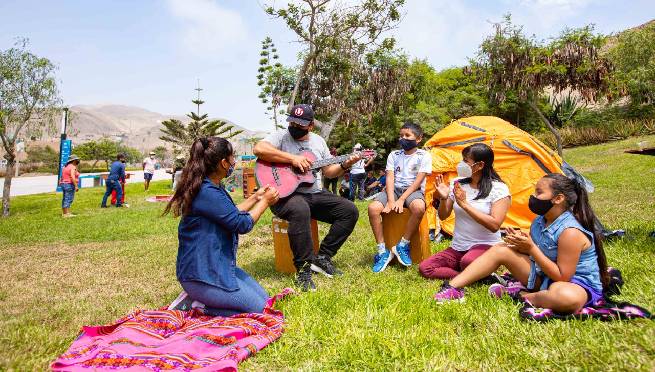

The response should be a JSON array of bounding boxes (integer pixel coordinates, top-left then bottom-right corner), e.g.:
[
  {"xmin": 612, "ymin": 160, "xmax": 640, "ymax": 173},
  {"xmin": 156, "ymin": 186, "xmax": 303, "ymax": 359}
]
[{"xmin": 167, "ymin": 0, "xmax": 247, "ymax": 55}]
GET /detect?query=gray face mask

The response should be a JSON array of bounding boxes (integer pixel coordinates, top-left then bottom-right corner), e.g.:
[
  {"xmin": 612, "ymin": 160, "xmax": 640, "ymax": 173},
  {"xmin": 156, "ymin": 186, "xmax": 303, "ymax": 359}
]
[{"xmin": 456, "ymin": 161, "xmax": 473, "ymax": 178}]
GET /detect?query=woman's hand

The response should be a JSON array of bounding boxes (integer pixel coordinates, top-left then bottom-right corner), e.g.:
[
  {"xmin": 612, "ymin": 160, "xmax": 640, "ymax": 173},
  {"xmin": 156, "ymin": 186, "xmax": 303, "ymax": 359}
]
[
  {"xmin": 254, "ymin": 185, "xmax": 270, "ymax": 200},
  {"xmin": 453, "ymin": 182, "xmax": 468, "ymax": 208},
  {"xmin": 262, "ymin": 186, "xmax": 280, "ymax": 205},
  {"xmin": 434, "ymin": 174, "xmax": 450, "ymax": 200},
  {"xmin": 504, "ymin": 227, "xmax": 535, "ymax": 255}
]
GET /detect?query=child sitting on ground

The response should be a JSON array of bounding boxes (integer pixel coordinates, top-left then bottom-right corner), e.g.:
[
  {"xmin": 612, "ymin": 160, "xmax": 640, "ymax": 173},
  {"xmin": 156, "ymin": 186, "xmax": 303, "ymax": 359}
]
[
  {"xmin": 434, "ymin": 173, "xmax": 609, "ymax": 314},
  {"xmin": 368, "ymin": 121, "xmax": 432, "ymax": 273}
]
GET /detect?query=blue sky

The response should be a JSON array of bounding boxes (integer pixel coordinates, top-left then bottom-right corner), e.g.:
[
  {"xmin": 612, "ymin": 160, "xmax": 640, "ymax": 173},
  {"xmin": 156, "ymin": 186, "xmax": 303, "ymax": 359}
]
[{"xmin": 1, "ymin": 0, "xmax": 653, "ymax": 132}]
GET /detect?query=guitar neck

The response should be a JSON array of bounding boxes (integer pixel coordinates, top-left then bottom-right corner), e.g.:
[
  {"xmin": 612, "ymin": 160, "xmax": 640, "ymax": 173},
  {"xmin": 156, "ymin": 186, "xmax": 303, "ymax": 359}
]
[{"xmin": 311, "ymin": 154, "xmax": 352, "ymax": 170}]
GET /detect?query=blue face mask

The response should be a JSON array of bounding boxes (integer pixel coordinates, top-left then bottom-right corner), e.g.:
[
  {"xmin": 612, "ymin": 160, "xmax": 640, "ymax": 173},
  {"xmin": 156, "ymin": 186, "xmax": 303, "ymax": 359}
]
[
  {"xmin": 226, "ymin": 162, "xmax": 235, "ymax": 177},
  {"xmin": 399, "ymin": 138, "xmax": 418, "ymax": 151}
]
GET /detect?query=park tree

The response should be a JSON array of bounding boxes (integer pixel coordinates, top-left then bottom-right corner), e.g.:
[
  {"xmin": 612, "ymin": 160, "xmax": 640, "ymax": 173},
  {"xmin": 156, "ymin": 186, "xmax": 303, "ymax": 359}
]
[
  {"xmin": 606, "ymin": 20, "xmax": 655, "ymax": 107},
  {"xmin": 75, "ymin": 138, "xmax": 142, "ymax": 170},
  {"xmin": 256, "ymin": 37, "xmax": 296, "ymax": 130},
  {"xmin": 469, "ymin": 16, "xmax": 612, "ymax": 156},
  {"xmin": 26, "ymin": 144, "xmax": 58, "ymax": 172},
  {"xmin": 265, "ymin": 0, "xmax": 408, "ymax": 139},
  {"xmin": 0, "ymin": 39, "xmax": 60, "ymax": 217},
  {"xmin": 151, "ymin": 145, "xmax": 169, "ymax": 162},
  {"xmin": 160, "ymin": 91, "xmax": 242, "ymax": 150}
]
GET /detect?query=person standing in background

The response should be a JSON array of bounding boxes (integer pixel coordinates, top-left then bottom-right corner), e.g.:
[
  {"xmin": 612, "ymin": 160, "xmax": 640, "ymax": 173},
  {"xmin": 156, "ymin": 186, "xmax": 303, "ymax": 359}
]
[
  {"xmin": 349, "ymin": 143, "xmax": 374, "ymax": 201},
  {"xmin": 60, "ymin": 155, "xmax": 80, "ymax": 217},
  {"xmin": 322, "ymin": 147, "xmax": 339, "ymax": 194},
  {"xmin": 101, "ymin": 154, "xmax": 126, "ymax": 208},
  {"xmin": 142, "ymin": 151, "xmax": 158, "ymax": 191}
]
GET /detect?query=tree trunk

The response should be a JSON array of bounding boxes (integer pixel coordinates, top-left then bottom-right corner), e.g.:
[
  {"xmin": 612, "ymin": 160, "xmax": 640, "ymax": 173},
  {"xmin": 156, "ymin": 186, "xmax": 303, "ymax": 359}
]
[
  {"xmin": 528, "ymin": 99, "xmax": 563, "ymax": 157},
  {"xmin": 2, "ymin": 158, "xmax": 15, "ymax": 217},
  {"xmin": 287, "ymin": 53, "xmax": 314, "ymax": 113},
  {"xmin": 319, "ymin": 109, "xmax": 343, "ymax": 141}
]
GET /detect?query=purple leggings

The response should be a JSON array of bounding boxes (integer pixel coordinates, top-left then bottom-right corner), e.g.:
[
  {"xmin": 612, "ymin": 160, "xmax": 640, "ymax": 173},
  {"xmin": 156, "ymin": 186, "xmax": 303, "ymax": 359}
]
[{"xmin": 419, "ymin": 245, "xmax": 491, "ymax": 279}]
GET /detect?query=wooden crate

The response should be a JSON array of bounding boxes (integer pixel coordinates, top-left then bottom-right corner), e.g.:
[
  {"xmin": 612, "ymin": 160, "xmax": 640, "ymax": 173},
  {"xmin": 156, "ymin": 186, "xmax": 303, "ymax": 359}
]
[
  {"xmin": 272, "ymin": 217, "xmax": 320, "ymax": 273},
  {"xmin": 382, "ymin": 209, "xmax": 431, "ymax": 264},
  {"xmin": 242, "ymin": 168, "xmax": 257, "ymax": 198}
]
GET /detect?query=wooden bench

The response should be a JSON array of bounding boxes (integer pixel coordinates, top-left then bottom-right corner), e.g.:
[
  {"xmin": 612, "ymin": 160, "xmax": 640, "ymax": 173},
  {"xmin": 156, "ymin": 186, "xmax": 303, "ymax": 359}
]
[
  {"xmin": 272, "ymin": 217, "xmax": 320, "ymax": 273},
  {"xmin": 382, "ymin": 209, "xmax": 431, "ymax": 264}
]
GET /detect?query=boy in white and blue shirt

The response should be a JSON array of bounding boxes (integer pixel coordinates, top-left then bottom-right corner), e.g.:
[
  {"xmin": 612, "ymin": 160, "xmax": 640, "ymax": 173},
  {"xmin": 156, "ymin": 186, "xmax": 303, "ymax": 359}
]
[{"xmin": 367, "ymin": 121, "xmax": 432, "ymax": 272}]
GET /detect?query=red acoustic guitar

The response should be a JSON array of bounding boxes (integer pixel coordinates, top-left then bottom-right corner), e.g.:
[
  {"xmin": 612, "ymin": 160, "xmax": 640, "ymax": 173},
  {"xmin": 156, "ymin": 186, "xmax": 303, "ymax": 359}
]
[{"xmin": 255, "ymin": 150, "xmax": 376, "ymax": 198}]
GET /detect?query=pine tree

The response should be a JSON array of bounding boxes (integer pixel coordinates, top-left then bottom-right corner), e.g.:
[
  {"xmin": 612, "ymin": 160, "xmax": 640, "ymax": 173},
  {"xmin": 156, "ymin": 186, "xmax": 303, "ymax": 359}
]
[{"xmin": 160, "ymin": 83, "xmax": 242, "ymax": 149}]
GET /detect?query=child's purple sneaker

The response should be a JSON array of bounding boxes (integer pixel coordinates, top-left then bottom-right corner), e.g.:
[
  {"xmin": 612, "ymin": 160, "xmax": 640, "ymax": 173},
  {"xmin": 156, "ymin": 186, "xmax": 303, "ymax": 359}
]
[
  {"xmin": 433, "ymin": 282, "xmax": 465, "ymax": 304},
  {"xmin": 488, "ymin": 283, "xmax": 524, "ymax": 299}
]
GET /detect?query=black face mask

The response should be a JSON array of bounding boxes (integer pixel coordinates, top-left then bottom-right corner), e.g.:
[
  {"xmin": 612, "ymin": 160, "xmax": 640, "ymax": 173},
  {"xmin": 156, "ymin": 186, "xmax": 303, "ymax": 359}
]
[
  {"xmin": 399, "ymin": 138, "xmax": 418, "ymax": 151},
  {"xmin": 528, "ymin": 195, "xmax": 554, "ymax": 216},
  {"xmin": 288, "ymin": 125, "xmax": 309, "ymax": 140}
]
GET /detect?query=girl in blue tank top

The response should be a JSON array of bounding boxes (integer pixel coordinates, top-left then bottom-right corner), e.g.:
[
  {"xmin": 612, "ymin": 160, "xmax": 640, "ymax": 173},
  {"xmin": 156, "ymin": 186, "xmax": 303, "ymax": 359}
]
[{"xmin": 433, "ymin": 173, "xmax": 609, "ymax": 314}]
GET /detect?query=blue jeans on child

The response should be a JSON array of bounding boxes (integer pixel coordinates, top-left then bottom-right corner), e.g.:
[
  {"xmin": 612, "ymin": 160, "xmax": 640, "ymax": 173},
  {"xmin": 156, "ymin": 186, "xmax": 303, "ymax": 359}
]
[
  {"xmin": 180, "ymin": 267, "xmax": 269, "ymax": 316},
  {"xmin": 101, "ymin": 178, "xmax": 123, "ymax": 207},
  {"xmin": 61, "ymin": 183, "xmax": 75, "ymax": 208}
]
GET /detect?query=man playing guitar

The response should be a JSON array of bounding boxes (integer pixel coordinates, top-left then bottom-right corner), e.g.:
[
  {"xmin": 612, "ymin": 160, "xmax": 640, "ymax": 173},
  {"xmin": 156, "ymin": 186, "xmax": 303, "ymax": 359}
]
[{"xmin": 254, "ymin": 104, "xmax": 366, "ymax": 291}]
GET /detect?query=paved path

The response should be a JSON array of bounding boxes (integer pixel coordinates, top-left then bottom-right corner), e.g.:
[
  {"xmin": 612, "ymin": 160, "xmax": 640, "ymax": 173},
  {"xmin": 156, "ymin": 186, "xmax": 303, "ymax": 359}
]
[{"xmin": 0, "ymin": 170, "xmax": 171, "ymax": 196}]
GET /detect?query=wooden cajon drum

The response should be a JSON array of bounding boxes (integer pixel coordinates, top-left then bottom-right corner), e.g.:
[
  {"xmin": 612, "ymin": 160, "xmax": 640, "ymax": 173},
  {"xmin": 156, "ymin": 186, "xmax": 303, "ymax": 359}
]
[
  {"xmin": 382, "ymin": 210, "xmax": 431, "ymax": 264},
  {"xmin": 272, "ymin": 217, "xmax": 320, "ymax": 273}
]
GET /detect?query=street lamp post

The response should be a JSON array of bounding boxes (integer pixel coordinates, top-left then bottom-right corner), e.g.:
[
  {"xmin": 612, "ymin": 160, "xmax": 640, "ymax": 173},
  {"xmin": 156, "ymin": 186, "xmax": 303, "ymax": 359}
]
[{"xmin": 56, "ymin": 108, "xmax": 70, "ymax": 191}]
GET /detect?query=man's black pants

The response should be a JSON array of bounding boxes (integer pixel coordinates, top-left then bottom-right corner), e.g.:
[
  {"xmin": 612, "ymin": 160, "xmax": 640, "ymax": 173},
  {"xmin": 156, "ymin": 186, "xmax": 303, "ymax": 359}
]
[{"xmin": 270, "ymin": 190, "xmax": 359, "ymax": 269}]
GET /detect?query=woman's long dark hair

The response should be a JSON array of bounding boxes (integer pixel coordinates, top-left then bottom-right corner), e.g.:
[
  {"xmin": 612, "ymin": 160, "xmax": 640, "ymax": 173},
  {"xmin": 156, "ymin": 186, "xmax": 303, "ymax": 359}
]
[
  {"xmin": 544, "ymin": 173, "xmax": 609, "ymax": 289},
  {"xmin": 163, "ymin": 136, "xmax": 233, "ymax": 217},
  {"xmin": 459, "ymin": 143, "xmax": 504, "ymax": 200}
]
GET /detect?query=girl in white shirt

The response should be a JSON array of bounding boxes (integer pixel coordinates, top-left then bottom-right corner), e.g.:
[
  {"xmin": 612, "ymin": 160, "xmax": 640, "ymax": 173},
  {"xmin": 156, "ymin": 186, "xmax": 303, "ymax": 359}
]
[{"xmin": 419, "ymin": 143, "xmax": 511, "ymax": 279}]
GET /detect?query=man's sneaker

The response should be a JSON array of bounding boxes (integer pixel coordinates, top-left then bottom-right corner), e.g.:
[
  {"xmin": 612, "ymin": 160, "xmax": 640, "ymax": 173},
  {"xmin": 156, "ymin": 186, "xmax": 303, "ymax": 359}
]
[
  {"xmin": 311, "ymin": 255, "xmax": 343, "ymax": 278},
  {"xmin": 296, "ymin": 263, "xmax": 317, "ymax": 292},
  {"xmin": 433, "ymin": 281, "xmax": 465, "ymax": 304},
  {"xmin": 167, "ymin": 290, "xmax": 194, "ymax": 311},
  {"xmin": 392, "ymin": 241, "xmax": 412, "ymax": 266},
  {"xmin": 372, "ymin": 250, "xmax": 393, "ymax": 273},
  {"xmin": 488, "ymin": 283, "xmax": 525, "ymax": 300}
]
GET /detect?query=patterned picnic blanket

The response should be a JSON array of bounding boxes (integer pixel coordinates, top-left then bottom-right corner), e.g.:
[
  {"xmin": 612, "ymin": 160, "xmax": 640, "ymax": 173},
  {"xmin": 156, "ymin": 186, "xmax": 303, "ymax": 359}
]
[
  {"xmin": 51, "ymin": 288, "xmax": 294, "ymax": 371},
  {"xmin": 497, "ymin": 272, "xmax": 652, "ymax": 322}
]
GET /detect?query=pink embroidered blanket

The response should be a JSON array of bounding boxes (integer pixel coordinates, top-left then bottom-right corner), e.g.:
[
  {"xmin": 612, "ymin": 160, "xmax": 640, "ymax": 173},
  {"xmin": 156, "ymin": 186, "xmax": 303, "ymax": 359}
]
[{"xmin": 51, "ymin": 288, "xmax": 294, "ymax": 371}]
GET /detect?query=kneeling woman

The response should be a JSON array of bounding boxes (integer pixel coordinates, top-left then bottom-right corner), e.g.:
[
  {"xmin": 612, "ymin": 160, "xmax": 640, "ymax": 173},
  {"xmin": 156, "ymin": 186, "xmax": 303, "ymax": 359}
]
[
  {"xmin": 419, "ymin": 143, "xmax": 510, "ymax": 279},
  {"xmin": 434, "ymin": 173, "xmax": 608, "ymax": 314},
  {"xmin": 165, "ymin": 137, "xmax": 279, "ymax": 316}
]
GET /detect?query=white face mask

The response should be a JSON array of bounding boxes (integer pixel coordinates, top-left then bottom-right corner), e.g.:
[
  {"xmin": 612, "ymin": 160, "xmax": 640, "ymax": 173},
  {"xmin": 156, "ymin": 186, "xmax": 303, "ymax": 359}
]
[{"xmin": 456, "ymin": 161, "xmax": 473, "ymax": 178}]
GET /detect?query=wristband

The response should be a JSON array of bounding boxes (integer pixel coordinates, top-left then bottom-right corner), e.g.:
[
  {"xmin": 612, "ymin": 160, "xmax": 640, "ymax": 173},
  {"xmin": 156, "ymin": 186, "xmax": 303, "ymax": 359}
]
[{"xmin": 340, "ymin": 162, "xmax": 350, "ymax": 170}]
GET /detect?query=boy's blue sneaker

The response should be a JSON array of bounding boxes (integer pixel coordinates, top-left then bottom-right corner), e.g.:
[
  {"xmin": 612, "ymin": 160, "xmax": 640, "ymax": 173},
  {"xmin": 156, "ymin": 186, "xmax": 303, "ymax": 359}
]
[
  {"xmin": 392, "ymin": 241, "xmax": 412, "ymax": 266},
  {"xmin": 372, "ymin": 250, "xmax": 393, "ymax": 273}
]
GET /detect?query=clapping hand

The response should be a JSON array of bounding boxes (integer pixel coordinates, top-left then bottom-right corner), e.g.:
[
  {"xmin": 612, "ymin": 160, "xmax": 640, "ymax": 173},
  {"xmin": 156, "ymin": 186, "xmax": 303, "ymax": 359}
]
[
  {"xmin": 261, "ymin": 186, "xmax": 280, "ymax": 205},
  {"xmin": 434, "ymin": 174, "xmax": 450, "ymax": 200},
  {"xmin": 255, "ymin": 185, "xmax": 270, "ymax": 200},
  {"xmin": 453, "ymin": 182, "xmax": 467, "ymax": 207},
  {"xmin": 503, "ymin": 227, "xmax": 534, "ymax": 255}
]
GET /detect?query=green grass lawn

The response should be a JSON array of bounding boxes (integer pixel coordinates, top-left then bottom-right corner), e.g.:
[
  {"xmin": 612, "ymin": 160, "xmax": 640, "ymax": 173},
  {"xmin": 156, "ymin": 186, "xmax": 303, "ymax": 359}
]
[{"xmin": 1, "ymin": 136, "xmax": 654, "ymax": 370}]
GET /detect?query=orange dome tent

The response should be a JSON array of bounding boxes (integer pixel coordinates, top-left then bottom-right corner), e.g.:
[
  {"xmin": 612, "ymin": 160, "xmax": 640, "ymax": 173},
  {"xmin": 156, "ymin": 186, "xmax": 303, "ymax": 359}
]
[{"xmin": 424, "ymin": 116, "xmax": 592, "ymax": 235}]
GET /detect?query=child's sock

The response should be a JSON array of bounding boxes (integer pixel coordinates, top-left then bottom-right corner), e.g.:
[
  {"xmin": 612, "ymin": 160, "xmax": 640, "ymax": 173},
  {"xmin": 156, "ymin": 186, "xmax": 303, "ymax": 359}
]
[
  {"xmin": 377, "ymin": 242, "xmax": 386, "ymax": 254},
  {"xmin": 399, "ymin": 237, "xmax": 410, "ymax": 246}
]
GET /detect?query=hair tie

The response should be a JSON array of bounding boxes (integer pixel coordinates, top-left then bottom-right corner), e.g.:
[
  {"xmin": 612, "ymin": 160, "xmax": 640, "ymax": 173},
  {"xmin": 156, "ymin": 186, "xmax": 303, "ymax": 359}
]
[{"xmin": 200, "ymin": 137, "xmax": 209, "ymax": 149}]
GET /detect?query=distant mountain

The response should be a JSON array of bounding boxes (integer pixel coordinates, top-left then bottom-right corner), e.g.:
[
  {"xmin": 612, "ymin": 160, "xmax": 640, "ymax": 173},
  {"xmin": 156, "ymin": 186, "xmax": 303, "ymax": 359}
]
[{"xmin": 67, "ymin": 104, "xmax": 269, "ymax": 154}]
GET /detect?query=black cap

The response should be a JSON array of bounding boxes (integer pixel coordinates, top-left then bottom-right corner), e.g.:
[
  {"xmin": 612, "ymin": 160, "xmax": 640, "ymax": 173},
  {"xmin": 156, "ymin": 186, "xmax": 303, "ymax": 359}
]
[{"xmin": 286, "ymin": 104, "xmax": 314, "ymax": 127}]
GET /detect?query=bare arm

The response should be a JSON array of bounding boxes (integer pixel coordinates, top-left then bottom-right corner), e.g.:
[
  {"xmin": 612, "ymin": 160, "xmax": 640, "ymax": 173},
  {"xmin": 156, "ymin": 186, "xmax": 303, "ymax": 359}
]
[
  {"xmin": 438, "ymin": 197, "xmax": 454, "ymax": 220},
  {"xmin": 237, "ymin": 193, "xmax": 259, "ymax": 212},
  {"xmin": 253, "ymin": 141, "xmax": 296, "ymax": 163},
  {"xmin": 459, "ymin": 196, "xmax": 511, "ymax": 233},
  {"xmin": 397, "ymin": 172, "xmax": 427, "ymax": 202},
  {"xmin": 530, "ymin": 228, "xmax": 588, "ymax": 282}
]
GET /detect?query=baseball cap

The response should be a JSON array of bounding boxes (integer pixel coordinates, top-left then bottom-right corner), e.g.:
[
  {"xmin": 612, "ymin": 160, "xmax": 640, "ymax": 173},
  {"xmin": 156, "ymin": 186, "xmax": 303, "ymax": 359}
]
[
  {"xmin": 149, "ymin": 151, "xmax": 156, "ymax": 155},
  {"xmin": 354, "ymin": 143, "xmax": 362, "ymax": 150},
  {"xmin": 286, "ymin": 104, "xmax": 314, "ymax": 127}
]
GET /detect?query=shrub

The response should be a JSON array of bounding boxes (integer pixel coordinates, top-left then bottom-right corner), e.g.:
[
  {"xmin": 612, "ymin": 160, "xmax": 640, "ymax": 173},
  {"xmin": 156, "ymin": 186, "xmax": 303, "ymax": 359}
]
[{"xmin": 537, "ymin": 119, "xmax": 655, "ymax": 148}]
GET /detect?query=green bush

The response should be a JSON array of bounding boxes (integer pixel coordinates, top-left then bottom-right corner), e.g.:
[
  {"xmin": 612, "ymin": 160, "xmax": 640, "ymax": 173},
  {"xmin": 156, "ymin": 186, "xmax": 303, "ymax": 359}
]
[{"xmin": 537, "ymin": 118, "xmax": 655, "ymax": 148}]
